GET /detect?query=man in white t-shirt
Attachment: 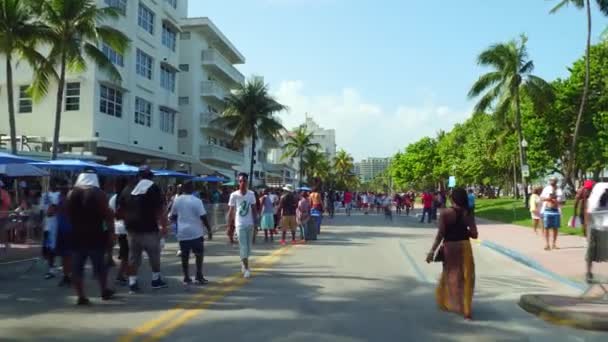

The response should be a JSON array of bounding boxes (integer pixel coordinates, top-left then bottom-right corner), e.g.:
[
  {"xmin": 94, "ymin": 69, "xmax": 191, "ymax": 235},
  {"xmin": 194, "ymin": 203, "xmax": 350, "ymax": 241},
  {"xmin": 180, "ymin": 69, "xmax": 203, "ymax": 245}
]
[
  {"xmin": 228, "ymin": 173, "xmax": 258, "ymax": 279},
  {"xmin": 361, "ymin": 193, "xmax": 369, "ymax": 215},
  {"xmin": 170, "ymin": 180, "xmax": 211, "ymax": 285}
]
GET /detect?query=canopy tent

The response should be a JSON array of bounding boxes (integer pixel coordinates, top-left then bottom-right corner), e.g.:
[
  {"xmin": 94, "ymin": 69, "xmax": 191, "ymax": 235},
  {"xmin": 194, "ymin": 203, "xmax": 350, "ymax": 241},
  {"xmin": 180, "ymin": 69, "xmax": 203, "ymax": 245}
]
[
  {"xmin": 153, "ymin": 169, "xmax": 193, "ymax": 179},
  {"xmin": 0, "ymin": 152, "xmax": 40, "ymax": 164},
  {"xmin": 193, "ymin": 176, "xmax": 227, "ymax": 183},
  {"xmin": 222, "ymin": 181, "xmax": 237, "ymax": 187},
  {"xmin": 0, "ymin": 164, "xmax": 49, "ymax": 177},
  {"xmin": 31, "ymin": 159, "xmax": 125, "ymax": 175},
  {"xmin": 108, "ymin": 163, "xmax": 139, "ymax": 175}
]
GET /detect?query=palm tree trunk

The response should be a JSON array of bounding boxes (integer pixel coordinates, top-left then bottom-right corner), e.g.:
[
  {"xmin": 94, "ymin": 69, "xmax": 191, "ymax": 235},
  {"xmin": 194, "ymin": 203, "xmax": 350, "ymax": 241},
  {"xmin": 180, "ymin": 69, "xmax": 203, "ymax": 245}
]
[
  {"xmin": 249, "ymin": 130, "xmax": 256, "ymax": 186},
  {"xmin": 569, "ymin": 0, "xmax": 592, "ymax": 188},
  {"xmin": 514, "ymin": 90, "xmax": 528, "ymax": 204},
  {"xmin": 51, "ymin": 55, "xmax": 67, "ymax": 160},
  {"xmin": 5, "ymin": 55, "xmax": 18, "ymax": 154},
  {"xmin": 299, "ymin": 153, "xmax": 303, "ymax": 187}
]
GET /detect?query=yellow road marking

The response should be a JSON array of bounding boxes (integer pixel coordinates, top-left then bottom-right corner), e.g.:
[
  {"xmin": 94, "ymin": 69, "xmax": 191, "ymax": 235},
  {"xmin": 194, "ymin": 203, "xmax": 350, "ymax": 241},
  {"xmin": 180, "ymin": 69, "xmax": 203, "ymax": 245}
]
[{"xmin": 118, "ymin": 246, "xmax": 290, "ymax": 342}]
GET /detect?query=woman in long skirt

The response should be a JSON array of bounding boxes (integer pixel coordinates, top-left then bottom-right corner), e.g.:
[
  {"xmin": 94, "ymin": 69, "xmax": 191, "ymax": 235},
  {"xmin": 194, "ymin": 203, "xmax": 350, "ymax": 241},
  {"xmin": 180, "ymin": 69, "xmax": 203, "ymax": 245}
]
[{"xmin": 426, "ymin": 188, "xmax": 478, "ymax": 320}]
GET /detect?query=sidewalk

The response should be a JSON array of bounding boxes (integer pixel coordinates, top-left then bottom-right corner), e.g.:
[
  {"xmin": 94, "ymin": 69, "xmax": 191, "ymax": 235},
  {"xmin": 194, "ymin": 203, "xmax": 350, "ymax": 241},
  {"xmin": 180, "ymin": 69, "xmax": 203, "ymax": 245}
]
[
  {"xmin": 474, "ymin": 218, "xmax": 608, "ymax": 331},
  {"xmin": 475, "ymin": 218, "xmax": 608, "ymax": 286}
]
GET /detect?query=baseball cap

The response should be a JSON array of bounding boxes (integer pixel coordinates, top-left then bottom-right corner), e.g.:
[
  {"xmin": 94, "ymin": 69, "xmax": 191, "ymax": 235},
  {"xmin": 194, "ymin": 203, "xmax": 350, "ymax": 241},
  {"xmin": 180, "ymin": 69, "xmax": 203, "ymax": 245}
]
[{"xmin": 584, "ymin": 180, "xmax": 595, "ymax": 190}]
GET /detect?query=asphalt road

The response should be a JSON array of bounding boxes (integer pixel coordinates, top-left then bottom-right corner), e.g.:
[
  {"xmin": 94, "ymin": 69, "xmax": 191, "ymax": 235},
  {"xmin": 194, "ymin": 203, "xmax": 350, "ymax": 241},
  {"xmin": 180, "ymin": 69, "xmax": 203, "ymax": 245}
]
[{"xmin": 0, "ymin": 213, "xmax": 606, "ymax": 342}]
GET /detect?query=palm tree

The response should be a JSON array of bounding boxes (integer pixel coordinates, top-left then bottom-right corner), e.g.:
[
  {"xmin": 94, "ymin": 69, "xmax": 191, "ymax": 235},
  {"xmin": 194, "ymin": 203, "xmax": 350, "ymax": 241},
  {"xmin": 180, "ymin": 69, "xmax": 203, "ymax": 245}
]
[
  {"xmin": 468, "ymin": 34, "xmax": 553, "ymax": 201},
  {"xmin": 333, "ymin": 149, "xmax": 356, "ymax": 190},
  {"xmin": 0, "ymin": 0, "xmax": 49, "ymax": 154},
  {"xmin": 550, "ymin": 0, "xmax": 608, "ymax": 185},
  {"xmin": 213, "ymin": 78, "xmax": 287, "ymax": 182},
  {"xmin": 282, "ymin": 126, "xmax": 320, "ymax": 186},
  {"xmin": 303, "ymin": 149, "xmax": 330, "ymax": 182},
  {"xmin": 30, "ymin": 0, "xmax": 129, "ymax": 159}
]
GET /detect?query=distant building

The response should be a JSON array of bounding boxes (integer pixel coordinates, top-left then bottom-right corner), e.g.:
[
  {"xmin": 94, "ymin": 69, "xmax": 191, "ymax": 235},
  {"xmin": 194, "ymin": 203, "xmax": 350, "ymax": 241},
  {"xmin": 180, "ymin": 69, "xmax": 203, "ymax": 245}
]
[
  {"xmin": 358, "ymin": 157, "xmax": 391, "ymax": 182},
  {"xmin": 298, "ymin": 115, "xmax": 336, "ymax": 160}
]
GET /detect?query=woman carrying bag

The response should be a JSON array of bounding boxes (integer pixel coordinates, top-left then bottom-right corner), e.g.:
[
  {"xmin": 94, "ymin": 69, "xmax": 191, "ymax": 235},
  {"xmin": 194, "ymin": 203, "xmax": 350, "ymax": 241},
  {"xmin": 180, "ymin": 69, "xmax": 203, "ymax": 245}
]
[{"xmin": 426, "ymin": 188, "xmax": 478, "ymax": 320}]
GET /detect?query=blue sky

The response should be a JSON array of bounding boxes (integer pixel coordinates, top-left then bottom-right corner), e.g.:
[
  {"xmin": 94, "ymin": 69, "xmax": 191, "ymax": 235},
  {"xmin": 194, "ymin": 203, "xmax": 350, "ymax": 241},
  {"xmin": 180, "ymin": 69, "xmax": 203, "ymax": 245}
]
[{"xmin": 189, "ymin": 0, "xmax": 608, "ymax": 161}]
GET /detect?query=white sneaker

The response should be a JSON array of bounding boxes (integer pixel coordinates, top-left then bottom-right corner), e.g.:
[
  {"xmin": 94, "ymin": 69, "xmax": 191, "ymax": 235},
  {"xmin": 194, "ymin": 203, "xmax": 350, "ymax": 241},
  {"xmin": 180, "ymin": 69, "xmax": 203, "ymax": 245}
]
[
  {"xmin": 241, "ymin": 264, "xmax": 246, "ymax": 274},
  {"xmin": 243, "ymin": 270, "xmax": 251, "ymax": 278},
  {"xmin": 176, "ymin": 250, "xmax": 182, "ymax": 257}
]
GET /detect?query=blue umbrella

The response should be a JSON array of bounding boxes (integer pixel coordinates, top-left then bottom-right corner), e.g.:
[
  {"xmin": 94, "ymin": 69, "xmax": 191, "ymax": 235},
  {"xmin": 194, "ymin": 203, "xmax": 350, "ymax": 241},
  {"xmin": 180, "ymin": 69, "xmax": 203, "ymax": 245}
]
[
  {"xmin": 0, "ymin": 152, "xmax": 41, "ymax": 164},
  {"xmin": 108, "ymin": 163, "xmax": 139, "ymax": 175},
  {"xmin": 153, "ymin": 169, "xmax": 193, "ymax": 179},
  {"xmin": 297, "ymin": 186, "xmax": 312, "ymax": 192},
  {"xmin": 31, "ymin": 159, "xmax": 125, "ymax": 175},
  {"xmin": 193, "ymin": 176, "xmax": 226, "ymax": 183}
]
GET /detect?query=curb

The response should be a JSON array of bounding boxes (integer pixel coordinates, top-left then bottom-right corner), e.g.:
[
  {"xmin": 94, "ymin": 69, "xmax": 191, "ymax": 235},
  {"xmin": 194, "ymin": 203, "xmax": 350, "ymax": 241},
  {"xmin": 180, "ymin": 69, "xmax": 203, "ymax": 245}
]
[
  {"xmin": 472, "ymin": 238, "xmax": 586, "ymax": 292},
  {"xmin": 519, "ymin": 294, "xmax": 608, "ymax": 331}
]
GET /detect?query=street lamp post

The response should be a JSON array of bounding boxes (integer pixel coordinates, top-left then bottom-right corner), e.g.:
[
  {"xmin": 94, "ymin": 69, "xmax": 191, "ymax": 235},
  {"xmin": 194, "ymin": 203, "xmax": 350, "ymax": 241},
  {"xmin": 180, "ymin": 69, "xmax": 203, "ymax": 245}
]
[{"xmin": 521, "ymin": 138, "xmax": 529, "ymax": 208}]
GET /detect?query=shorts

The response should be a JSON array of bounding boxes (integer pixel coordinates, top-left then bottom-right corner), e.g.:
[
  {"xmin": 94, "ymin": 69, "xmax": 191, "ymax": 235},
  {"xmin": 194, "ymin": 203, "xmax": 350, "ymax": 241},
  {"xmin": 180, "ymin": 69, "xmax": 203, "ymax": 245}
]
[
  {"xmin": 260, "ymin": 213, "xmax": 275, "ymax": 230},
  {"xmin": 72, "ymin": 248, "xmax": 105, "ymax": 278},
  {"xmin": 128, "ymin": 231, "xmax": 161, "ymax": 271},
  {"xmin": 237, "ymin": 225, "xmax": 254, "ymax": 259},
  {"xmin": 531, "ymin": 210, "xmax": 541, "ymax": 220},
  {"xmin": 543, "ymin": 209, "xmax": 561, "ymax": 229},
  {"xmin": 55, "ymin": 231, "xmax": 73, "ymax": 257},
  {"xmin": 118, "ymin": 234, "xmax": 129, "ymax": 260},
  {"xmin": 281, "ymin": 216, "xmax": 297, "ymax": 231},
  {"xmin": 179, "ymin": 237, "xmax": 204, "ymax": 257}
]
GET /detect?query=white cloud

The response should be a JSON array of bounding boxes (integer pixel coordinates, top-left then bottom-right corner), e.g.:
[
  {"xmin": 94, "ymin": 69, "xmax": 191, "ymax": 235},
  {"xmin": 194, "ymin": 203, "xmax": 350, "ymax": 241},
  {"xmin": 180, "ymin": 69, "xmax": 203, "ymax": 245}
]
[{"xmin": 272, "ymin": 80, "xmax": 471, "ymax": 161}]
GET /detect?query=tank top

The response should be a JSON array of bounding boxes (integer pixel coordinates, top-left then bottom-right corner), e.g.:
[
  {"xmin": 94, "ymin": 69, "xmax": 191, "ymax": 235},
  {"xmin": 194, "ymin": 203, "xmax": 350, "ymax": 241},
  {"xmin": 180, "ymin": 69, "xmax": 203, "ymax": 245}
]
[
  {"xmin": 262, "ymin": 196, "xmax": 273, "ymax": 214},
  {"xmin": 444, "ymin": 208, "xmax": 470, "ymax": 242}
]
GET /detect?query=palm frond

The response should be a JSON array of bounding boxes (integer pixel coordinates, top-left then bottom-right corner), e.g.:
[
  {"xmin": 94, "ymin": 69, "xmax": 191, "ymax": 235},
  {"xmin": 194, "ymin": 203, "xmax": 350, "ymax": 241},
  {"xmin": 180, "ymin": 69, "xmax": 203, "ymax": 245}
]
[
  {"xmin": 84, "ymin": 43, "xmax": 121, "ymax": 82},
  {"xmin": 468, "ymin": 72, "xmax": 503, "ymax": 98},
  {"xmin": 96, "ymin": 26, "xmax": 130, "ymax": 54}
]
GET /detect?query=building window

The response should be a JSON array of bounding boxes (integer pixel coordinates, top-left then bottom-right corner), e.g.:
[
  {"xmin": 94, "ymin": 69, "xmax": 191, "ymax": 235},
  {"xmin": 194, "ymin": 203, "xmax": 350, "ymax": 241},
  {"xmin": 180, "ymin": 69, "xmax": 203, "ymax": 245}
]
[
  {"xmin": 99, "ymin": 85, "xmax": 123, "ymax": 118},
  {"xmin": 162, "ymin": 23, "xmax": 176, "ymax": 51},
  {"xmin": 160, "ymin": 65, "xmax": 176, "ymax": 92},
  {"xmin": 159, "ymin": 107, "xmax": 176, "ymax": 134},
  {"xmin": 137, "ymin": 3, "xmax": 154, "ymax": 34},
  {"xmin": 101, "ymin": 42, "xmax": 124, "ymax": 67},
  {"xmin": 104, "ymin": 0, "xmax": 127, "ymax": 15},
  {"xmin": 18, "ymin": 85, "xmax": 32, "ymax": 113},
  {"xmin": 180, "ymin": 31, "xmax": 190, "ymax": 40},
  {"xmin": 179, "ymin": 64, "xmax": 189, "ymax": 71},
  {"xmin": 135, "ymin": 97, "xmax": 152, "ymax": 127},
  {"xmin": 65, "ymin": 82, "xmax": 80, "ymax": 111},
  {"xmin": 178, "ymin": 129, "xmax": 187, "ymax": 138},
  {"xmin": 164, "ymin": 0, "xmax": 177, "ymax": 9},
  {"xmin": 136, "ymin": 49, "xmax": 153, "ymax": 79},
  {"xmin": 178, "ymin": 97, "xmax": 189, "ymax": 105}
]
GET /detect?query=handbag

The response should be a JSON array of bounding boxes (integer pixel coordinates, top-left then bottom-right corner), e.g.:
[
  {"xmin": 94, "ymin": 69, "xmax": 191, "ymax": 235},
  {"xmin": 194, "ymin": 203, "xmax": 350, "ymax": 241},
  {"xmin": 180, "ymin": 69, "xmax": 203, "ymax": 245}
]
[{"xmin": 433, "ymin": 245, "xmax": 445, "ymax": 262}]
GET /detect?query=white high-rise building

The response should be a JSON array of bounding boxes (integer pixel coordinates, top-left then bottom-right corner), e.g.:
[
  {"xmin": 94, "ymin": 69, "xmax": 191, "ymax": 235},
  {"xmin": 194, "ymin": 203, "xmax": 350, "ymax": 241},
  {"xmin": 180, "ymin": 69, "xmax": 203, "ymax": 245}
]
[
  {"xmin": 177, "ymin": 17, "xmax": 245, "ymax": 177},
  {"xmin": 299, "ymin": 115, "xmax": 336, "ymax": 160},
  {"xmin": 0, "ymin": 0, "xmax": 189, "ymax": 168},
  {"xmin": 358, "ymin": 157, "xmax": 391, "ymax": 182}
]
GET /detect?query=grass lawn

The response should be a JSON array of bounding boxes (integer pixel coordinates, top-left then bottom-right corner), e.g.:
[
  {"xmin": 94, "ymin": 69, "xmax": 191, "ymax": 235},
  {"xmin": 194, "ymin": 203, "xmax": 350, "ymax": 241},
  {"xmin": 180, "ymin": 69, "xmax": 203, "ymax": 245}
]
[{"xmin": 475, "ymin": 198, "xmax": 583, "ymax": 236}]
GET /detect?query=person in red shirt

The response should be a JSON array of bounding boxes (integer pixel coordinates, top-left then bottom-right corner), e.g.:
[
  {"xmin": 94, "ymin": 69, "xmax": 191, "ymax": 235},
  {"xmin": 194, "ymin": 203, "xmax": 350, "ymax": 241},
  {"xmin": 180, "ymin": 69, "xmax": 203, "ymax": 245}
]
[
  {"xmin": 420, "ymin": 191, "xmax": 433, "ymax": 223},
  {"xmin": 344, "ymin": 190, "xmax": 353, "ymax": 216}
]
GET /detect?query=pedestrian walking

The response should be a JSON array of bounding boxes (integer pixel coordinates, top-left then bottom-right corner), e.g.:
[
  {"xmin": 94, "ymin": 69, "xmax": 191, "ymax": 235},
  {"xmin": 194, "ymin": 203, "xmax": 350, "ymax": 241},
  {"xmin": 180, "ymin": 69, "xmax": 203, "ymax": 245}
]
[
  {"xmin": 170, "ymin": 180, "xmax": 211, "ymax": 286},
  {"xmin": 420, "ymin": 191, "xmax": 433, "ymax": 223},
  {"xmin": 227, "ymin": 173, "xmax": 258, "ymax": 279},
  {"xmin": 109, "ymin": 177, "xmax": 130, "ymax": 286},
  {"xmin": 65, "ymin": 170, "xmax": 116, "ymax": 305},
  {"xmin": 426, "ymin": 188, "xmax": 478, "ymax": 320},
  {"xmin": 55, "ymin": 179, "xmax": 73, "ymax": 287},
  {"xmin": 119, "ymin": 166, "xmax": 168, "ymax": 293},
  {"xmin": 584, "ymin": 182, "xmax": 608, "ymax": 283},
  {"xmin": 259, "ymin": 189, "xmax": 275, "ymax": 242},
  {"xmin": 41, "ymin": 179, "xmax": 60, "ymax": 280},
  {"xmin": 310, "ymin": 186, "xmax": 323, "ymax": 236},
  {"xmin": 574, "ymin": 180, "xmax": 594, "ymax": 241},
  {"xmin": 529, "ymin": 186, "xmax": 544, "ymax": 235},
  {"xmin": 297, "ymin": 190, "xmax": 311, "ymax": 241},
  {"xmin": 344, "ymin": 189, "xmax": 353, "ymax": 216},
  {"xmin": 279, "ymin": 185, "xmax": 298, "ymax": 245},
  {"xmin": 540, "ymin": 177, "xmax": 564, "ymax": 251},
  {"xmin": 467, "ymin": 189, "xmax": 476, "ymax": 217}
]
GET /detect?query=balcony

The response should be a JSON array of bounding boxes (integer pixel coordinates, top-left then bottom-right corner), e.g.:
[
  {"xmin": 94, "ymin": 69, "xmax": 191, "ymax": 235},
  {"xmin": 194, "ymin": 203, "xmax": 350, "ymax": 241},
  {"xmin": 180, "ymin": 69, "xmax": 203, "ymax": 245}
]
[
  {"xmin": 201, "ymin": 81, "xmax": 228, "ymax": 103},
  {"xmin": 202, "ymin": 50, "xmax": 245, "ymax": 86},
  {"xmin": 199, "ymin": 144, "xmax": 243, "ymax": 167}
]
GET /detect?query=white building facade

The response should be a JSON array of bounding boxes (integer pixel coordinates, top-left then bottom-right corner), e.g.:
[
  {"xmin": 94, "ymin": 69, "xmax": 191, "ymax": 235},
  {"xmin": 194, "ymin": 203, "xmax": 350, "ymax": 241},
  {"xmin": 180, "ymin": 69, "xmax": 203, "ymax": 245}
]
[
  {"xmin": 358, "ymin": 157, "xmax": 391, "ymax": 182},
  {"xmin": 177, "ymin": 17, "xmax": 245, "ymax": 178},
  {"xmin": 0, "ymin": 0, "xmax": 190, "ymax": 168},
  {"xmin": 300, "ymin": 115, "xmax": 336, "ymax": 160}
]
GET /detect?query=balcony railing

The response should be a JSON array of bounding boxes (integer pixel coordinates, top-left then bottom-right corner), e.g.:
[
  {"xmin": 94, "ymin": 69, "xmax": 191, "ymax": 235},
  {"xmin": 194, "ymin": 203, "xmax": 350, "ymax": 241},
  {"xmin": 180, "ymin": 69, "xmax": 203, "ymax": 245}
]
[
  {"xmin": 201, "ymin": 50, "xmax": 245, "ymax": 85},
  {"xmin": 199, "ymin": 144, "xmax": 243, "ymax": 166},
  {"xmin": 200, "ymin": 81, "xmax": 227, "ymax": 101}
]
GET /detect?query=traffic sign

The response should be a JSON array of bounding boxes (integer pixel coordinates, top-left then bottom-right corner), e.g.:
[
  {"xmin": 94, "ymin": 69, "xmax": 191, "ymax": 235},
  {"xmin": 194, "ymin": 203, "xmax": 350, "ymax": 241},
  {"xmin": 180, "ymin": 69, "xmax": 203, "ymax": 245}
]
[{"xmin": 522, "ymin": 164, "xmax": 530, "ymax": 178}]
